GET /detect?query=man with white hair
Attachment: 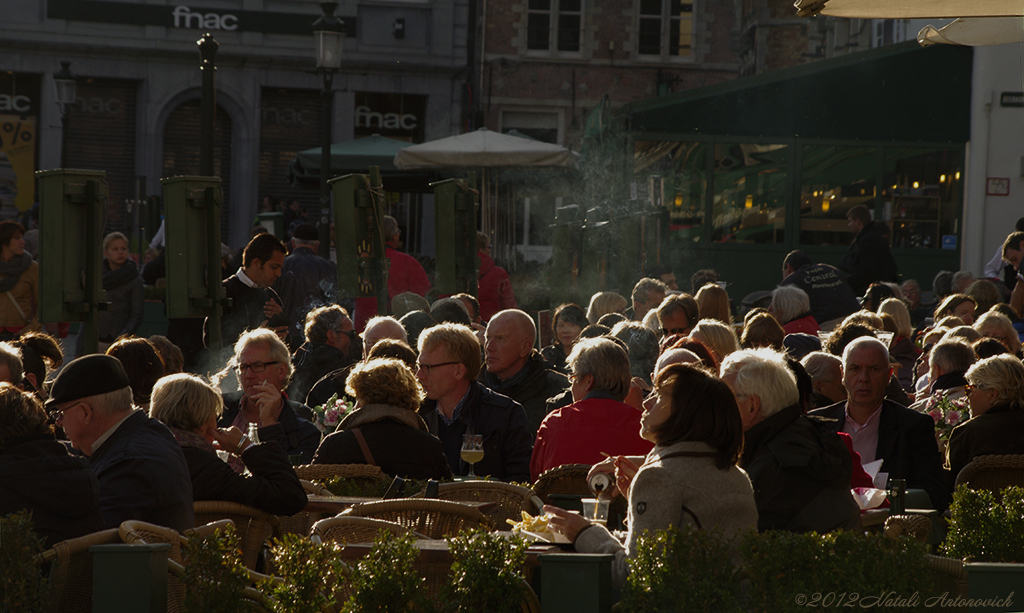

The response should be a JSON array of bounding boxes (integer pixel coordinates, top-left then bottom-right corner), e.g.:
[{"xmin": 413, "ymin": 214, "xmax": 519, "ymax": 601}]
[
  {"xmin": 480, "ymin": 309, "xmax": 569, "ymax": 436},
  {"xmin": 219, "ymin": 328, "xmax": 322, "ymax": 465},
  {"xmin": 275, "ymin": 223, "xmax": 338, "ymax": 349},
  {"xmin": 810, "ymin": 336, "xmax": 948, "ymax": 509},
  {"xmin": 721, "ymin": 348, "xmax": 860, "ymax": 533},
  {"xmin": 801, "ymin": 351, "xmax": 846, "ymax": 409},
  {"xmin": 908, "ymin": 340, "xmax": 976, "ymax": 413}
]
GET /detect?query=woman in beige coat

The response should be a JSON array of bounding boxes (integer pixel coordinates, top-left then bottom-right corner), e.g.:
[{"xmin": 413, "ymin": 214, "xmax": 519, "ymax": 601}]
[
  {"xmin": 546, "ymin": 363, "xmax": 759, "ymax": 589},
  {"xmin": 0, "ymin": 221, "xmax": 39, "ymax": 340}
]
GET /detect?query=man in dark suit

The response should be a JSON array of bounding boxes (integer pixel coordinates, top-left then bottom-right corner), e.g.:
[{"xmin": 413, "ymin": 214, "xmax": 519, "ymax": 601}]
[
  {"xmin": 213, "ymin": 233, "xmax": 289, "ymax": 349},
  {"xmin": 810, "ymin": 336, "xmax": 949, "ymax": 510}
]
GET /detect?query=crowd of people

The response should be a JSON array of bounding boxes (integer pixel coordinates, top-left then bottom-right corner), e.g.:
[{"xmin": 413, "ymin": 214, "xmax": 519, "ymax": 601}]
[{"xmin": 3, "ymin": 209, "xmax": 1024, "ymax": 591}]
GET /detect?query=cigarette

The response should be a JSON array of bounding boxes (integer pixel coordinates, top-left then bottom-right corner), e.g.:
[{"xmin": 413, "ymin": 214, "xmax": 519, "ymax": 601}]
[{"xmin": 600, "ymin": 452, "xmax": 612, "ymax": 459}]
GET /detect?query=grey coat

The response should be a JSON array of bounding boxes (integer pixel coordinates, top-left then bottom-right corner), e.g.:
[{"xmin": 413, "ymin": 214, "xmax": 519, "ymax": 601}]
[{"xmin": 574, "ymin": 440, "xmax": 759, "ymax": 589}]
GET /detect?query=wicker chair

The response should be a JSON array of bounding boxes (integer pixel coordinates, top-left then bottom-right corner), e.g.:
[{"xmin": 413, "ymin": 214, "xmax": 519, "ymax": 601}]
[
  {"xmin": 532, "ymin": 463, "xmax": 627, "ymax": 527},
  {"xmin": 301, "ymin": 479, "xmax": 332, "ymax": 495},
  {"xmin": 34, "ymin": 528, "xmax": 121, "ymax": 613},
  {"xmin": 883, "ymin": 514, "xmax": 933, "ymax": 543},
  {"xmin": 954, "ymin": 454, "xmax": 1024, "ymax": 495},
  {"xmin": 295, "ymin": 463, "xmax": 388, "ymax": 483},
  {"xmin": 311, "ymin": 516, "xmax": 426, "ymax": 545},
  {"xmin": 193, "ymin": 501, "xmax": 283, "ymax": 571},
  {"xmin": 412, "ymin": 481, "xmax": 543, "ymax": 526},
  {"xmin": 340, "ymin": 499, "xmax": 492, "ymax": 539}
]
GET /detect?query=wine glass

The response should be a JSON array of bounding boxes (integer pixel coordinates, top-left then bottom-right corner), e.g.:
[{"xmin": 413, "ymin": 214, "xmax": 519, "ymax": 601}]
[{"xmin": 461, "ymin": 433, "xmax": 484, "ymax": 478}]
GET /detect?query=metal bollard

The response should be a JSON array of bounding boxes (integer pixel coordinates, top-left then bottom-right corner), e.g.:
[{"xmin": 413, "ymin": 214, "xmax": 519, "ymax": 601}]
[
  {"xmin": 540, "ymin": 552, "xmax": 615, "ymax": 613},
  {"xmin": 91, "ymin": 543, "xmax": 170, "ymax": 613}
]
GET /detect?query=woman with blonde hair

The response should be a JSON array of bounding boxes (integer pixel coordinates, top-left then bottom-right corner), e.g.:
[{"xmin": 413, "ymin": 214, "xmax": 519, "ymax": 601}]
[
  {"xmin": 586, "ymin": 292, "xmax": 628, "ymax": 325},
  {"xmin": 690, "ymin": 319, "xmax": 740, "ymax": 362},
  {"xmin": 741, "ymin": 313, "xmax": 785, "ymax": 351},
  {"xmin": 694, "ymin": 284, "xmax": 732, "ymax": 325},
  {"xmin": 878, "ymin": 298, "xmax": 919, "ymax": 393},
  {"xmin": 312, "ymin": 358, "xmax": 451, "ymax": 479},
  {"xmin": 974, "ymin": 311, "xmax": 1023, "ymax": 356},
  {"xmin": 947, "ymin": 355, "xmax": 1024, "ymax": 478},
  {"xmin": 935, "ymin": 294, "xmax": 977, "ymax": 326},
  {"xmin": 149, "ymin": 373, "xmax": 307, "ymax": 515}
]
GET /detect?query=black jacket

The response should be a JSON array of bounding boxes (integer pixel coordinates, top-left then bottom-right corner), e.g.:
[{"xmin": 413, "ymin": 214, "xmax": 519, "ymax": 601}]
[
  {"xmin": 180, "ymin": 437, "xmax": 307, "ymax": 516},
  {"xmin": 419, "ymin": 381, "xmax": 533, "ymax": 483},
  {"xmin": 273, "ymin": 247, "xmax": 337, "ymax": 349},
  {"xmin": 479, "ymin": 352, "xmax": 569, "ymax": 437},
  {"xmin": 780, "ymin": 263, "xmax": 861, "ymax": 324},
  {"xmin": 289, "ymin": 342, "xmax": 358, "ymax": 404},
  {"xmin": 220, "ymin": 392, "xmax": 321, "ymax": 465},
  {"xmin": 211, "ymin": 275, "xmax": 286, "ymax": 348},
  {"xmin": 947, "ymin": 403, "xmax": 1024, "ymax": 481},
  {"xmin": 88, "ymin": 410, "xmax": 194, "ymax": 532},
  {"xmin": 313, "ymin": 404, "xmax": 452, "ymax": 480},
  {"xmin": 810, "ymin": 399, "xmax": 949, "ymax": 510},
  {"xmin": 0, "ymin": 437, "xmax": 105, "ymax": 546},
  {"xmin": 741, "ymin": 405, "xmax": 860, "ymax": 533},
  {"xmin": 837, "ymin": 220, "xmax": 899, "ymax": 295}
]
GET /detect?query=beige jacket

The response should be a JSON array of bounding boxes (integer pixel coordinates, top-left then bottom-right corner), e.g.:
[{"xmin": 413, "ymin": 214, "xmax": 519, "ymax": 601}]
[
  {"xmin": 574, "ymin": 440, "xmax": 759, "ymax": 589},
  {"xmin": 0, "ymin": 260, "xmax": 39, "ymax": 329}
]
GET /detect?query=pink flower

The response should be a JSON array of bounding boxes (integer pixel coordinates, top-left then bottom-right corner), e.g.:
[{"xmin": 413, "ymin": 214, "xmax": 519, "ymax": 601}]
[
  {"xmin": 324, "ymin": 408, "xmax": 339, "ymax": 426},
  {"xmin": 928, "ymin": 408, "xmax": 942, "ymax": 424},
  {"xmin": 945, "ymin": 409, "xmax": 962, "ymax": 426}
]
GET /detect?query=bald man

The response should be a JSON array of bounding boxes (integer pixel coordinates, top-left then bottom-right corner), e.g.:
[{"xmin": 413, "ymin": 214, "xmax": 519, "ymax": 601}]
[
  {"xmin": 809, "ymin": 337, "xmax": 949, "ymax": 509},
  {"xmin": 479, "ymin": 310, "xmax": 569, "ymax": 436}
]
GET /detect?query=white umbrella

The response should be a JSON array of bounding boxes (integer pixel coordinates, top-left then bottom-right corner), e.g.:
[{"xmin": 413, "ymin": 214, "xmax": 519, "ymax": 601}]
[
  {"xmin": 794, "ymin": 0, "xmax": 1024, "ymax": 18},
  {"xmin": 393, "ymin": 127, "xmax": 574, "ymax": 169},
  {"xmin": 918, "ymin": 17, "xmax": 1024, "ymax": 46}
]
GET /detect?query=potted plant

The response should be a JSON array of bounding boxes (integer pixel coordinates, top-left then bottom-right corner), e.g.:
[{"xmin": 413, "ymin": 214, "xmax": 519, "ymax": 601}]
[
  {"xmin": 1, "ymin": 511, "xmax": 47, "ymax": 613},
  {"xmin": 181, "ymin": 524, "xmax": 255, "ymax": 613},
  {"xmin": 339, "ymin": 531, "xmax": 426, "ymax": 612},
  {"xmin": 264, "ymin": 534, "xmax": 348, "ymax": 613},
  {"xmin": 440, "ymin": 528, "xmax": 531, "ymax": 613}
]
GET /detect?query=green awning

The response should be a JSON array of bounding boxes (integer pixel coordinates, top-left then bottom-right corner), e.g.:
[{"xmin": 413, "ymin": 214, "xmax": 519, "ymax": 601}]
[{"xmin": 286, "ymin": 134, "xmax": 411, "ymax": 186}]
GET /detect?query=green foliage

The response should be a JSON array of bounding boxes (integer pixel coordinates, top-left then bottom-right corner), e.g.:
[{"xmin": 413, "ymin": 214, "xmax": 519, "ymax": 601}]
[
  {"xmin": 943, "ymin": 485, "xmax": 1024, "ymax": 563},
  {"xmin": 181, "ymin": 524, "xmax": 253, "ymax": 613},
  {"xmin": 0, "ymin": 511, "xmax": 47, "ymax": 613},
  {"xmin": 438, "ymin": 528, "xmax": 528, "ymax": 613},
  {"xmin": 742, "ymin": 529, "xmax": 937, "ymax": 613},
  {"xmin": 264, "ymin": 534, "xmax": 348, "ymax": 613},
  {"xmin": 321, "ymin": 476, "xmax": 391, "ymax": 497},
  {"xmin": 340, "ymin": 531, "xmax": 425, "ymax": 613},
  {"xmin": 619, "ymin": 526, "xmax": 744, "ymax": 613}
]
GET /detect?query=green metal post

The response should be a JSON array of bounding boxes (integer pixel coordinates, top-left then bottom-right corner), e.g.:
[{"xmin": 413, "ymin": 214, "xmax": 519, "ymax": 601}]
[
  {"xmin": 432, "ymin": 176, "xmax": 479, "ymax": 296},
  {"xmin": 368, "ymin": 166, "xmax": 388, "ymax": 314},
  {"xmin": 205, "ymin": 186, "xmax": 223, "ymax": 354},
  {"xmin": 81, "ymin": 179, "xmax": 103, "ymax": 354},
  {"xmin": 331, "ymin": 169, "xmax": 386, "ymax": 312},
  {"xmin": 197, "ymin": 33, "xmax": 218, "ymax": 177},
  {"xmin": 549, "ymin": 204, "xmax": 582, "ymax": 308},
  {"xmin": 91, "ymin": 543, "xmax": 170, "ymax": 613}
]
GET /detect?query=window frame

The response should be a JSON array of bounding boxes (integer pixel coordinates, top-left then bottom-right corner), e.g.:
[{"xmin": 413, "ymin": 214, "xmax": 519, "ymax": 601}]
[
  {"xmin": 635, "ymin": 0, "xmax": 697, "ymax": 62},
  {"xmin": 525, "ymin": 0, "xmax": 585, "ymax": 56}
]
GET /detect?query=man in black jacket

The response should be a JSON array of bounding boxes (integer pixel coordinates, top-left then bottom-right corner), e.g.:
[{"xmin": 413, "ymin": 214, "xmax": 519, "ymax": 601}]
[
  {"xmin": 48, "ymin": 355, "xmax": 193, "ymax": 532},
  {"xmin": 214, "ymin": 233, "xmax": 289, "ymax": 349},
  {"xmin": 837, "ymin": 205, "xmax": 899, "ymax": 296},
  {"xmin": 275, "ymin": 223, "xmax": 338, "ymax": 350},
  {"xmin": 780, "ymin": 250, "xmax": 860, "ymax": 327},
  {"xmin": 479, "ymin": 309, "xmax": 569, "ymax": 436},
  {"xmin": 810, "ymin": 337, "xmax": 949, "ymax": 510},
  {"xmin": 417, "ymin": 323, "xmax": 532, "ymax": 482},
  {"xmin": 722, "ymin": 348, "xmax": 860, "ymax": 533}
]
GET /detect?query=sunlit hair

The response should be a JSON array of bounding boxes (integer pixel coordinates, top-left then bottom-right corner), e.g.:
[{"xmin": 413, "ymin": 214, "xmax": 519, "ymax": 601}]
[
  {"xmin": 0, "ymin": 383, "xmax": 50, "ymax": 452},
  {"xmin": 928, "ymin": 340, "xmax": 976, "ymax": 376},
  {"xmin": 610, "ymin": 321, "xmax": 659, "ymax": 387},
  {"xmin": 366, "ymin": 339, "xmax": 417, "ymax": 369},
  {"xmin": 823, "ymin": 321, "xmax": 874, "ymax": 356},
  {"xmin": 150, "ymin": 373, "xmax": 223, "ymax": 433},
  {"xmin": 567, "ymin": 337, "xmax": 631, "ymax": 401},
  {"xmin": 102, "ymin": 231, "xmax": 128, "ymax": 253},
  {"xmin": 147, "ymin": 335, "xmax": 184, "ymax": 375},
  {"xmin": 966, "ymin": 280, "xmax": 1001, "ymax": 315},
  {"xmin": 943, "ymin": 325, "xmax": 981, "ymax": 344},
  {"xmin": 974, "ymin": 311, "xmax": 1022, "ymax": 354},
  {"xmin": 631, "ymin": 277, "xmax": 669, "ymax": 307},
  {"xmin": 648, "ymin": 363, "xmax": 744, "ymax": 468},
  {"xmin": 12, "ymin": 332, "xmax": 63, "ymax": 391},
  {"xmin": 0, "ymin": 341, "xmax": 23, "ymax": 384},
  {"xmin": 878, "ymin": 298, "xmax": 912, "ymax": 339},
  {"xmin": 840, "ymin": 336, "xmax": 890, "ymax": 368},
  {"xmin": 843, "ymin": 311, "xmax": 883, "ymax": 330},
  {"xmin": 769, "ymin": 285, "xmax": 810, "ymax": 325},
  {"xmin": 586, "ymin": 292, "xmax": 628, "ymax": 325},
  {"xmin": 690, "ymin": 319, "xmax": 739, "ymax": 361},
  {"xmin": 671, "ymin": 337, "xmax": 720, "ymax": 371},
  {"xmin": 346, "ymin": 358, "xmax": 424, "ymax": 412},
  {"xmin": 740, "ymin": 313, "xmax": 784, "ymax": 351},
  {"xmin": 89, "ymin": 387, "xmax": 134, "ymax": 416},
  {"xmin": 418, "ymin": 323, "xmax": 481, "ymax": 380},
  {"xmin": 936, "ymin": 294, "xmax": 976, "ymax": 320},
  {"xmin": 801, "ymin": 351, "xmax": 842, "ymax": 383},
  {"xmin": 552, "ymin": 303, "xmax": 588, "ymax": 340},
  {"xmin": 966, "ymin": 354, "xmax": 1024, "ymax": 409},
  {"xmin": 720, "ymin": 347, "xmax": 799, "ymax": 419},
  {"xmin": 304, "ymin": 304, "xmax": 351, "ymax": 346},
  {"xmin": 233, "ymin": 328, "xmax": 294, "ymax": 385},
  {"xmin": 106, "ymin": 336, "xmax": 165, "ymax": 407},
  {"xmin": 657, "ymin": 294, "xmax": 700, "ymax": 331},
  {"xmin": 695, "ymin": 284, "xmax": 731, "ymax": 325}
]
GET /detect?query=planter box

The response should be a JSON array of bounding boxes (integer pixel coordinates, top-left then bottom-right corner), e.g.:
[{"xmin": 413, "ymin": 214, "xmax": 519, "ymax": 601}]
[{"xmin": 966, "ymin": 563, "xmax": 1023, "ymax": 613}]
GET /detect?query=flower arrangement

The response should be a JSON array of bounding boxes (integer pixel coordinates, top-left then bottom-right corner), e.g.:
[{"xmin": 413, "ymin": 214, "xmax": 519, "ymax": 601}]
[
  {"xmin": 310, "ymin": 393, "xmax": 354, "ymax": 435},
  {"xmin": 926, "ymin": 393, "xmax": 968, "ymax": 441}
]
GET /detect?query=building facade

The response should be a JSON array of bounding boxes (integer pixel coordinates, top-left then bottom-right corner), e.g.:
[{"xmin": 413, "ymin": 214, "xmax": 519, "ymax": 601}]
[{"xmin": 0, "ymin": 0, "xmax": 469, "ymax": 248}]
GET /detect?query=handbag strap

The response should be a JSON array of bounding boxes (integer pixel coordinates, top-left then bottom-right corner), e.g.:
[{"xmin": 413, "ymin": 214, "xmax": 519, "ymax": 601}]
[
  {"xmin": 350, "ymin": 427, "xmax": 377, "ymax": 466},
  {"xmin": 6, "ymin": 291, "xmax": 27, "ymax": 322}
]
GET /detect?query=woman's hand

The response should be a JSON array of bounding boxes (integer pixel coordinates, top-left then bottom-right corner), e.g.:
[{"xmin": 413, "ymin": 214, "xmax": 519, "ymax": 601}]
[
  {"xmin": 543, "ymin": 505, "xmax": 592, "ymax": 542},
  {"xmin": 587, "ymin": 457, "xmax": 619, "ymax": 498},
  {"xmin": 613, "ymin": 456, "xmax": 640, "ymax": 500},
  {"xmin": 210, "ymin": 426, "xmax": 247, "ymax": 455}
]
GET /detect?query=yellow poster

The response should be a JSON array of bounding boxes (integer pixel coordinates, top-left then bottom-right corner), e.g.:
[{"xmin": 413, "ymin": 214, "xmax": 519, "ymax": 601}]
[{"xmin": 0, "ymin": 114, "xmax": 36, "ymax": 213}]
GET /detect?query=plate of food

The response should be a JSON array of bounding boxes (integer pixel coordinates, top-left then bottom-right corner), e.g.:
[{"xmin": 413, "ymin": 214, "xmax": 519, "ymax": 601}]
[{"xmin": 506, "ymin": 511, "xmax": 571, "ymax": 544}]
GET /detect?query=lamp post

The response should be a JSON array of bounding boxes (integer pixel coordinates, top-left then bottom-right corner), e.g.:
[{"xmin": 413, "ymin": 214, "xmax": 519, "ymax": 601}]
[
  {"xmin": 53, "ymin": 62, "xmax": 77, "ymax": 168},
  {"xmin": 313, "ymin": 2, "xmax": 345, "ymax": 258}
]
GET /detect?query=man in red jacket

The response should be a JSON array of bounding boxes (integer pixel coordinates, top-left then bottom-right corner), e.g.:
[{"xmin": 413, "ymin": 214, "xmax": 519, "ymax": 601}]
[
  {"xmin": 477, "ymin": 232, "xmax": 516, "ymax": 323},
  {"xmin": 353, "ymin": 216, "xmax": 431, "ymax": 331}
]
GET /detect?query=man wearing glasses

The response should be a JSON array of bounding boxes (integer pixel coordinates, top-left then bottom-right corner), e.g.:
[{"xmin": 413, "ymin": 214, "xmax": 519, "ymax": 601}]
[
  {"xmin": 289, "ymin": 305, "xmax": 359, "ymax": 403},
  {"xmin": 218, "ymin": 328, "xmax": 321, "ymax": 466},
  {"xmin": 47, "ymin": 354, "xmax": 193, "ymax": 531},
  {"xmin": 416, "ymin": 323, "xmax": 532, "ymax": 482}
]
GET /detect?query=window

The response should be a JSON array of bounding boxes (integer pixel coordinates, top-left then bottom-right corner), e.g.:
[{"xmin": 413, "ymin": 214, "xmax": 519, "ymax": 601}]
[
  {"xmin": 799, "ymin": 145, "xmax": 877, "ymax": 246},
  {"xmin": 638, "ymin": 0, "xmax": 694, "ymax": 58},
  {"xmin": 711, "ymin": 143, "xmax": 787, "ymax": 244},
  {"xmin": 634, "ymin": 140, "xmax": 709, "ymax": 242},
  {"xmin": 527, "ymin": 0, "xmax": 583, "ymax": 52},
  {"xmin": 501, "ymin": 109, "xmax": 561, "ymax": 144}
]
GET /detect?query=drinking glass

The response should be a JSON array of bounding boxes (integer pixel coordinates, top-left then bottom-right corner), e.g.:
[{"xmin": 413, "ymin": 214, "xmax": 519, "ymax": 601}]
[{"xmin": 461, "ymin": 433, "xmax": 484, "ymax": 478}]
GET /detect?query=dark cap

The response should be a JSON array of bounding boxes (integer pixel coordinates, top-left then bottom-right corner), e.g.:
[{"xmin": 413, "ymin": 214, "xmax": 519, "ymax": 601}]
[
  {"xmin": 45, "ymin": 354, "xmax": 130, "ymax": 408},
  {"xmin": 291, "ymin": 223, "xmax": 319, "ymax": 242}
]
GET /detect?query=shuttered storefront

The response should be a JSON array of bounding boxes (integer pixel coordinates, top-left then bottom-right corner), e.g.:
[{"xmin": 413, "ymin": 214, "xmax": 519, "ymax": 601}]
[
  {"xmin": 161, "ymin": 100, "xmax": 233, "ymax": 242},
  {"xmin": 259, "ymin": 87, "xmax": 322, "ymax": 213},
  {"xmin": 64, "ymin": 78, "xmax": 137, "ymax": 235}
]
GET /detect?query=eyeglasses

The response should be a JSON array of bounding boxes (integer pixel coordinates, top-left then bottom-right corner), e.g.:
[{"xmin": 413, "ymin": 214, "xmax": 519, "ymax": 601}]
[
  {"xmin": 237, "ymin": 361, "xmax": 279, "ymax": 373},
  {"xmin": 416, "ymin": 361, "xmax": 459, "ymax": 374},
  {"xmin": 965, "ymin": 384, "xmax": 977, "ymax": 392},
  {"xmin": 48, "ymin": 402, "xmax": 80, "ymax": 425},
  {"xmin": 661, "ymin": 328, "xmax": 687, "ymax": 336},
  {"xmin": 339, "ymin": 329, "xmax": 358, "ymax": 341}
]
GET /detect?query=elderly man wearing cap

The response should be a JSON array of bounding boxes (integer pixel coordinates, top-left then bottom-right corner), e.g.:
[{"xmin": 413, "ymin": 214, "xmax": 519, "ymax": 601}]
[
  {"xmin": 47, "ymin": 354, "xmax": 194, "ymax": 532},
  {"xmin": 275, "ymin": 223, "xmax": 338, "ymax": 350}
]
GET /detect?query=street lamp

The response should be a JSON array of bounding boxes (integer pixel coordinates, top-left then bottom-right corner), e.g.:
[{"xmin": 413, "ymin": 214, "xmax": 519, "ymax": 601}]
[
  {"xmin": 53, "ymin": 62, "xmax": 77, "ymax": 168},
  {"xmin": 313, "ymin": 2, "xmax": 345, "ymax": 257}
]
